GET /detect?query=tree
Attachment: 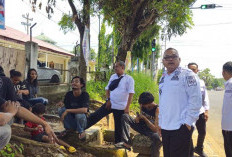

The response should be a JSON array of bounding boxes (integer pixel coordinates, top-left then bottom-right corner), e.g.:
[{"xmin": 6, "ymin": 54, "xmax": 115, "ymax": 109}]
[
  {"xmin": 90, "ymin": 48, "xmax": 97, "ymax": 60},
  {"xmin": 99, "ymin": 0, "xmax": 195, "ymax": 62},
  {"xmin": 31, "ymin": 0, "xmax": 92, "ymax": 82},
  {"xmin": 198, "ymin": 68, "xmax": 215, "ymax": 87}
]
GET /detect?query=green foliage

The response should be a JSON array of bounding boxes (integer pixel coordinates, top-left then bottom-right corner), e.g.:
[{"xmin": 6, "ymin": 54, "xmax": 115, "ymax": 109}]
[
  {"xmin": 0, "ymin": 143, "xmax": 24, "ymax": 157},
  {"xmin": 198, "ymin": 68, "xmax": 224, "ymax": 89},
  {"xmin": 129, "ymin": 72, "xmax": 159, "ymax": 111},
  {"xmin": 58, "ymin": 14, "xmax": 76, "ymax": 34}
]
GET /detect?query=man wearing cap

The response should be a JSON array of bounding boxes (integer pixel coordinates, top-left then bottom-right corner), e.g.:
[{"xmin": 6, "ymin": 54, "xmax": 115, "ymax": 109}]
[{"xmin": 159, "ymin": 48, "xmax": 202, "ymax": 157}]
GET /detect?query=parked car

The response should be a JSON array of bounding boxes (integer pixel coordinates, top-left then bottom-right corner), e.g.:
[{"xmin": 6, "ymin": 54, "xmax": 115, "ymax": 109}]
[{"xmin": 37, "ymin": 61, "xmax": 61, "ymax": 84}]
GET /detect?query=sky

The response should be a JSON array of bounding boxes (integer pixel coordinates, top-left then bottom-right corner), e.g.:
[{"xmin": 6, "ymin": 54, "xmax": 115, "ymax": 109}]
[{"xmin": 4, "ymin": 0, "xmax": 232, "ymax": 78}]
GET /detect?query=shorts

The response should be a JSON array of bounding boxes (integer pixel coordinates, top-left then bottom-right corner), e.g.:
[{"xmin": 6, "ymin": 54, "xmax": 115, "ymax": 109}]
[{"xmin": 31, "ymin": 132, "xmax": 47, "ymax": 142}]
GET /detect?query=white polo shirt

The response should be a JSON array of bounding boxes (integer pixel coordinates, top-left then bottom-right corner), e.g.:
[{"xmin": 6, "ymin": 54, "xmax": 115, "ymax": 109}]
[
  {"xmin": 105, "ymin": 74, "xmax": 135, "ymax": 110},
  {"xmin": 199, "ymin": 79, "xmax": 210, "ymax": 114},
  {"xmin": 221, "ymin": 77, "xmax": 232, "ymax": 131},
  {"xmin": 159, "ymin": 67, "xmax": 202, "ymax": 130}
]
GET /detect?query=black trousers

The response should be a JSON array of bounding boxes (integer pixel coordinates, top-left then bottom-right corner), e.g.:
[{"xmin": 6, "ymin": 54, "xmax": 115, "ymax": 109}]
[
  {"xmin": 190, "ymin": 113, "xmax": 207, "ymax": 155},
  {"xmin": 161, "ymin": 125, "xmax": 194, "ymax": 157},
  {"xmin": 86, "ymin": 103, "xmax": 125, "ymax": 143},
  {"xmin": 222, "ymin": 130, "xmax": 232, "ymax": 157}
]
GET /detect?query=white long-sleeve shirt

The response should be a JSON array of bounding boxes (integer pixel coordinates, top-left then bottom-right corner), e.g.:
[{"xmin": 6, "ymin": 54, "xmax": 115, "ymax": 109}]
[
  {"xmin": 221, "ymin": 77, "xmax": 232, "ymax": 131},
  {"xmin": 105, "ymin": 74, "xmax": 135, "ymax": 110},
  {"xmin": 159, "ymin": 67, "xmax": 202, "ymax": 130},
  {"xmin": 199, "ymin": 79, "xmax": 210, "ymax": 114}
]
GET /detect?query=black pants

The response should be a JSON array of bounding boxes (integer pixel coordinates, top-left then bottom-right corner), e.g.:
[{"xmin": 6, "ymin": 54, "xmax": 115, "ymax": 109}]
[
  {"xmin": 121, "ymin": 114, "xmax": 162, "ymax": 157},
  {"xmin": 190, "ymin": 113, "xmax": 206, "ymax": 155},
  {"xmin": 161, "ymin": 125, "xmax": 193, "ymax": 157},
  {"xmin": 86, "ymin": 103, "xmax": 125, "ymax": 143},
  {"xmin": 222, "ymin": 130, "xmax": 232, "ymax": 157}
]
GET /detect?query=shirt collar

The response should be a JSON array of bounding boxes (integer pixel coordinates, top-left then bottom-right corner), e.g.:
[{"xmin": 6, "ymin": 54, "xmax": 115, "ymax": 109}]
[{"xmin": 225, "ymin": 77, "xmax": 232, "ymax": 86}]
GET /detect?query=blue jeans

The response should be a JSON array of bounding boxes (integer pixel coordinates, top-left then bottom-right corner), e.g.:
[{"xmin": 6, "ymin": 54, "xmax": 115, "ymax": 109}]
[
  {"xmin": 28, "ymin": 97, "xmax": 48, "ymax": 106},
  {"xmin": 58, "ymin": 107, "xmax": 87, "ymax": 133}
]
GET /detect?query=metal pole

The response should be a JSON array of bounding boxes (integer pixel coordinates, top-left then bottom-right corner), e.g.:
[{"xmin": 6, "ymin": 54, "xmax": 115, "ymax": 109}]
[{"xmin": 30, "ymin": 23, "xmax": 37, "ymax": 42}]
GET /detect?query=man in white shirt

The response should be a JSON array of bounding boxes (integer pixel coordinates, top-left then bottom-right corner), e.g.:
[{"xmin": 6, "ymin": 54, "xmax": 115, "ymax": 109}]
[
  {"xmin": 188, "ymin": 63, "xmax": 209, "ymax": 157},
  {"xmin": 87, "ymin": 61, "xmax": 134, "ymax": 143},
  {"xmin": 221, "ymin": 61, "xmax": 232, "ymax": 157},
  {"xmin": 159, "ymin": 48, "xmax": 202, "ymax": 157}
]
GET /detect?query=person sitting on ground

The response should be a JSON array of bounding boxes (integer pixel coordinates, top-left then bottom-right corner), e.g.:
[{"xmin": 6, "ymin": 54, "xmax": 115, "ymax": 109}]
[
  {"xmin": 115, "ymin": 92, "xmax": 162, "ymax": 157},
  {"xmin": 10, "ymin": 69, "xmax": 31, "ymax": 111},
  {"xmin": 58, "ymin": 76, "xmax": 89, "ymax": 140},
  {"xmin": 0, "ymin": 66, "xmax": 16, "ymax": 101},
  {"xmin": 23, "ymin": 69, "xmax": 48, "ymax": 106},
  {"xmin": 24, "ymin": 103, "xmax": 76, "ymax": 153},
  {"xmin": 0, "ymin": 98, "xmax": 58, "ymax": 150}
]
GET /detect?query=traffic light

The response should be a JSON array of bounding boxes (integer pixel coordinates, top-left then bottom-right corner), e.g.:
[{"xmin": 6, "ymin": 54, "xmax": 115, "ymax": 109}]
[
  {"xmin": 201, "ymin": 4, "xmax": 216, "ymax": 9},
  {"xmin": 152, "ymin": 39, "xmax": 156, "ymax": 52}
]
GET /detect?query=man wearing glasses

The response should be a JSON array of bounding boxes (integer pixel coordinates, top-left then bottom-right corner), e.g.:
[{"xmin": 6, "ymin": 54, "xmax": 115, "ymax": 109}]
[{"xmin": 158, "ymin": 48, "xmax": 202, "ymax": 157}]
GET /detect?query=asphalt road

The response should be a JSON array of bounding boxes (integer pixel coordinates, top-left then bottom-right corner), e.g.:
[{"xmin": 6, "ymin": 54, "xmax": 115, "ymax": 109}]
[{"xmin": 207, "ymin": 90, "xmax": 224, "ymax": 148}]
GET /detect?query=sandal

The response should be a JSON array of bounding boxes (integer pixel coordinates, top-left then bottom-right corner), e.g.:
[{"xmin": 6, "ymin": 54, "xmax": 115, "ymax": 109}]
[
  {"xmin": 59, "ymin": 145, "xmax": 66, "ymax": 150},
  {"xmin": 68, "ymin": 146, "xmax": 77, "ymax": 153},
  {"xmin": 79, "ymin": 132, "xmax": 86, "ymax": 141},
  {"xmin": 114, "ymin": 142, "xmax": 131, "ymax": 151}
]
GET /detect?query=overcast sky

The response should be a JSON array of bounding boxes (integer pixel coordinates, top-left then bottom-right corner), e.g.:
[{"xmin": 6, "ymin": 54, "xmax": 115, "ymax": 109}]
[{"xmin": 5, "ymin": 0, "xmax": 232, "ymax": 78}]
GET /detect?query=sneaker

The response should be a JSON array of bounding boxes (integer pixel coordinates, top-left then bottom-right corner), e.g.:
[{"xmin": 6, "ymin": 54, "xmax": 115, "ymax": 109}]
[{"xmin": 194, "ymin": 147, "xmax": 208, "ymax": 157}]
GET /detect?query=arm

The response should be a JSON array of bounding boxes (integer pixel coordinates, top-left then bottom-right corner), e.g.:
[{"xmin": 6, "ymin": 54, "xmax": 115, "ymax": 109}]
[
  {"xmin": 125, "ymin": 76, "xmax": 135, "ymax": 113},
  {"xmin": 0, "ymin": 100, "xmax": 19, "ymax": 126},
  {"xmin": 124, "ymin": 93, "xmax": 134, "ymax": 114},
  {"xmin": 140, "ymin": 107, "xmax": 159, "ymax": 133},
  {"xmin": 18, "ymin": 90, "xmax": 29, "ymax": 95},
  {"xmin": 66, "ymin": 108, "xmax": 88, "ymax": 114},
  {"xmin": 16, "ymin": 106, "xmax": 58, "ymax": 143},
  {"xmin": 184, "ymin": 73, "xmax": 202, "ymax": 129}
]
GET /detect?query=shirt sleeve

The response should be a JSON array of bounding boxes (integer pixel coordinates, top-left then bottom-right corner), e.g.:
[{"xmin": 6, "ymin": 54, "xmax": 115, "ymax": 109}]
[
  {"xmin": 82, "ymin": 92, "xmax": 89, "ymax": 108},
  {"xmin": 127, "ymin": 76, "xmax": 135, "ymax": 94},
  {"xmin": 64, "ymin": 92, "xmax": 70, "ymax": 109},
  {"xmin": 6, "ymin": 78, "xmax": 17, "ymax": 101},
  {"xmin": 201, "ymin": 81, "xmax": 210, "ymax": 110},
  {"xmin": 184, "ymin": 72, "xmax": 202, "ymax": 126}
]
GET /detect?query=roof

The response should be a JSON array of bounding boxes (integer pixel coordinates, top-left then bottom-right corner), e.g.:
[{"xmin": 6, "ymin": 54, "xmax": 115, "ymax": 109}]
[{"xmin": 0, "ymin": 26, "xmax": 74, "ymax": 57}]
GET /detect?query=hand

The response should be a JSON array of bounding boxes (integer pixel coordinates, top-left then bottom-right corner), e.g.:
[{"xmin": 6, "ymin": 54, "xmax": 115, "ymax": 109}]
[
  {"xmin": 138, "ymin": 114, "xmax": 145, "ymax": 120},
  {"xmin": 124, "ymin": 107, "xmax": 129, "ymax": 114},
  {"xmin": 135, "ymin": 116, "xmax": 140, "ymax": 123},
  {"xmin": 105, "ymin": 100, "xmax": 111, "ymax": 110},
  {"xmin": 17, "ymin": 90, "xmax": 23, "ymax": 95},
  {"xmin": 57, "ymin": 101, "xmax": 64, "ymax": 108},
  {"xmin": 43, "ymin": 123, "xmax": 59, "ymax": 144},
  {"xmin": 204, "ymin": 111, "xmax": 209, "ymax": 122},
  {"xmin": 61, "ymin": 110, "xmax": 68, "ymax": 121},
  {"xmin": 185, "ymin": 124, "xmax": 191, "ymax": 131},
  {"xmin": 3, "ymin": 101, "xmax": 20, "ymax": 116},
  {"xmin": 37, "ymin": 125, "xmax": 44, "ymax": 132}
]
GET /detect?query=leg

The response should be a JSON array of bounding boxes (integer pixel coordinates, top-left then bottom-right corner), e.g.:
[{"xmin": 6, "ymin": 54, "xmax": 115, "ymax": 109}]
[
  {"xmin": 112, "ymin": 109, "xmax": 125, "ymax": 143},
  {"xmin": 222, "ymin": 130, "xmax": 232, "ymax": 157},
  {"xmin": 0, "ymin": 124, "xmax": 11, "ymax": 150},
  {"xmin": 146, "ymin": 133, "xmax": 162, "ymax": 157},
  {"xmin": 58, "ymin": 107, "xmax": 76, "ymax": 130},
  {"xmin": 75, "ymin": 114, "xmax": 87, "ymax": 133},
  {"xmin": 86, "ymin": 103, "xmax": 111, "ymax": 129},
  {"xmin": 161, "ymin": 129, "xmax": 171, "ymax": 157},
  {"xmin": 195, "ymin": 113, "xmax": 206, "ymax": 149},
  {"xmin": 169, "ymin": 125, "xmax": 193, "ymax": 157}
]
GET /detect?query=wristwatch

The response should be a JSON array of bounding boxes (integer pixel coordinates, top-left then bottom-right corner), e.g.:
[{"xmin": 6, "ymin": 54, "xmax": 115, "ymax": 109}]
[{"xmin": 105, "ymin": 98, "xmax": 110, "ymax": 101}]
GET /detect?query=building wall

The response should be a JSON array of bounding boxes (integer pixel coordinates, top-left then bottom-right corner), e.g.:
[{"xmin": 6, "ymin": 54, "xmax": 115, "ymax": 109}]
[{"xmin": 0, "ymin": 41, "xmax": 26, "ymax": 78}]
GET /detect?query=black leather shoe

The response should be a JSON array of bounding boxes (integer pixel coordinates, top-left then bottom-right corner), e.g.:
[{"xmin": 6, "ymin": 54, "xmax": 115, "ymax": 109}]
[{"xmin": 194, "ymin": 147, "xmax": 208, "ymax": 157}]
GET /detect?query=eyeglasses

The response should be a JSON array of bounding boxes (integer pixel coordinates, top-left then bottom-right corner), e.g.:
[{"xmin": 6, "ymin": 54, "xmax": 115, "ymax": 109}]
[{"xmin": 163, "ymin": 55, "xmax": 178, "ymax": 60}]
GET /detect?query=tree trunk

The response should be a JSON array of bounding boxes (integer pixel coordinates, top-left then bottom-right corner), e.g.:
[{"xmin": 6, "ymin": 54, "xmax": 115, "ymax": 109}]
[{"xmin": 79, "ymin": 31, "xmax": 87, "ymax": 84}]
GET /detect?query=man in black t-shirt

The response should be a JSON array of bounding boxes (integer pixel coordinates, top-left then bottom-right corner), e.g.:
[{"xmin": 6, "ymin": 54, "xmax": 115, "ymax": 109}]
[
  {"xmin": 115, "ymin": 92, "xmax": 162, "ymax": 157},
  {"xmin": 58, "ymin": 76, "xmax": 89, "ymax": 140}
]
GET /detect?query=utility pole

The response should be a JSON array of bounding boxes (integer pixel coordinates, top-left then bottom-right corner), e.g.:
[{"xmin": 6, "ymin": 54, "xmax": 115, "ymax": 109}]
[{"xmin": 21, "ymin": 13, "xmax": 33, "ymax": 35}]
